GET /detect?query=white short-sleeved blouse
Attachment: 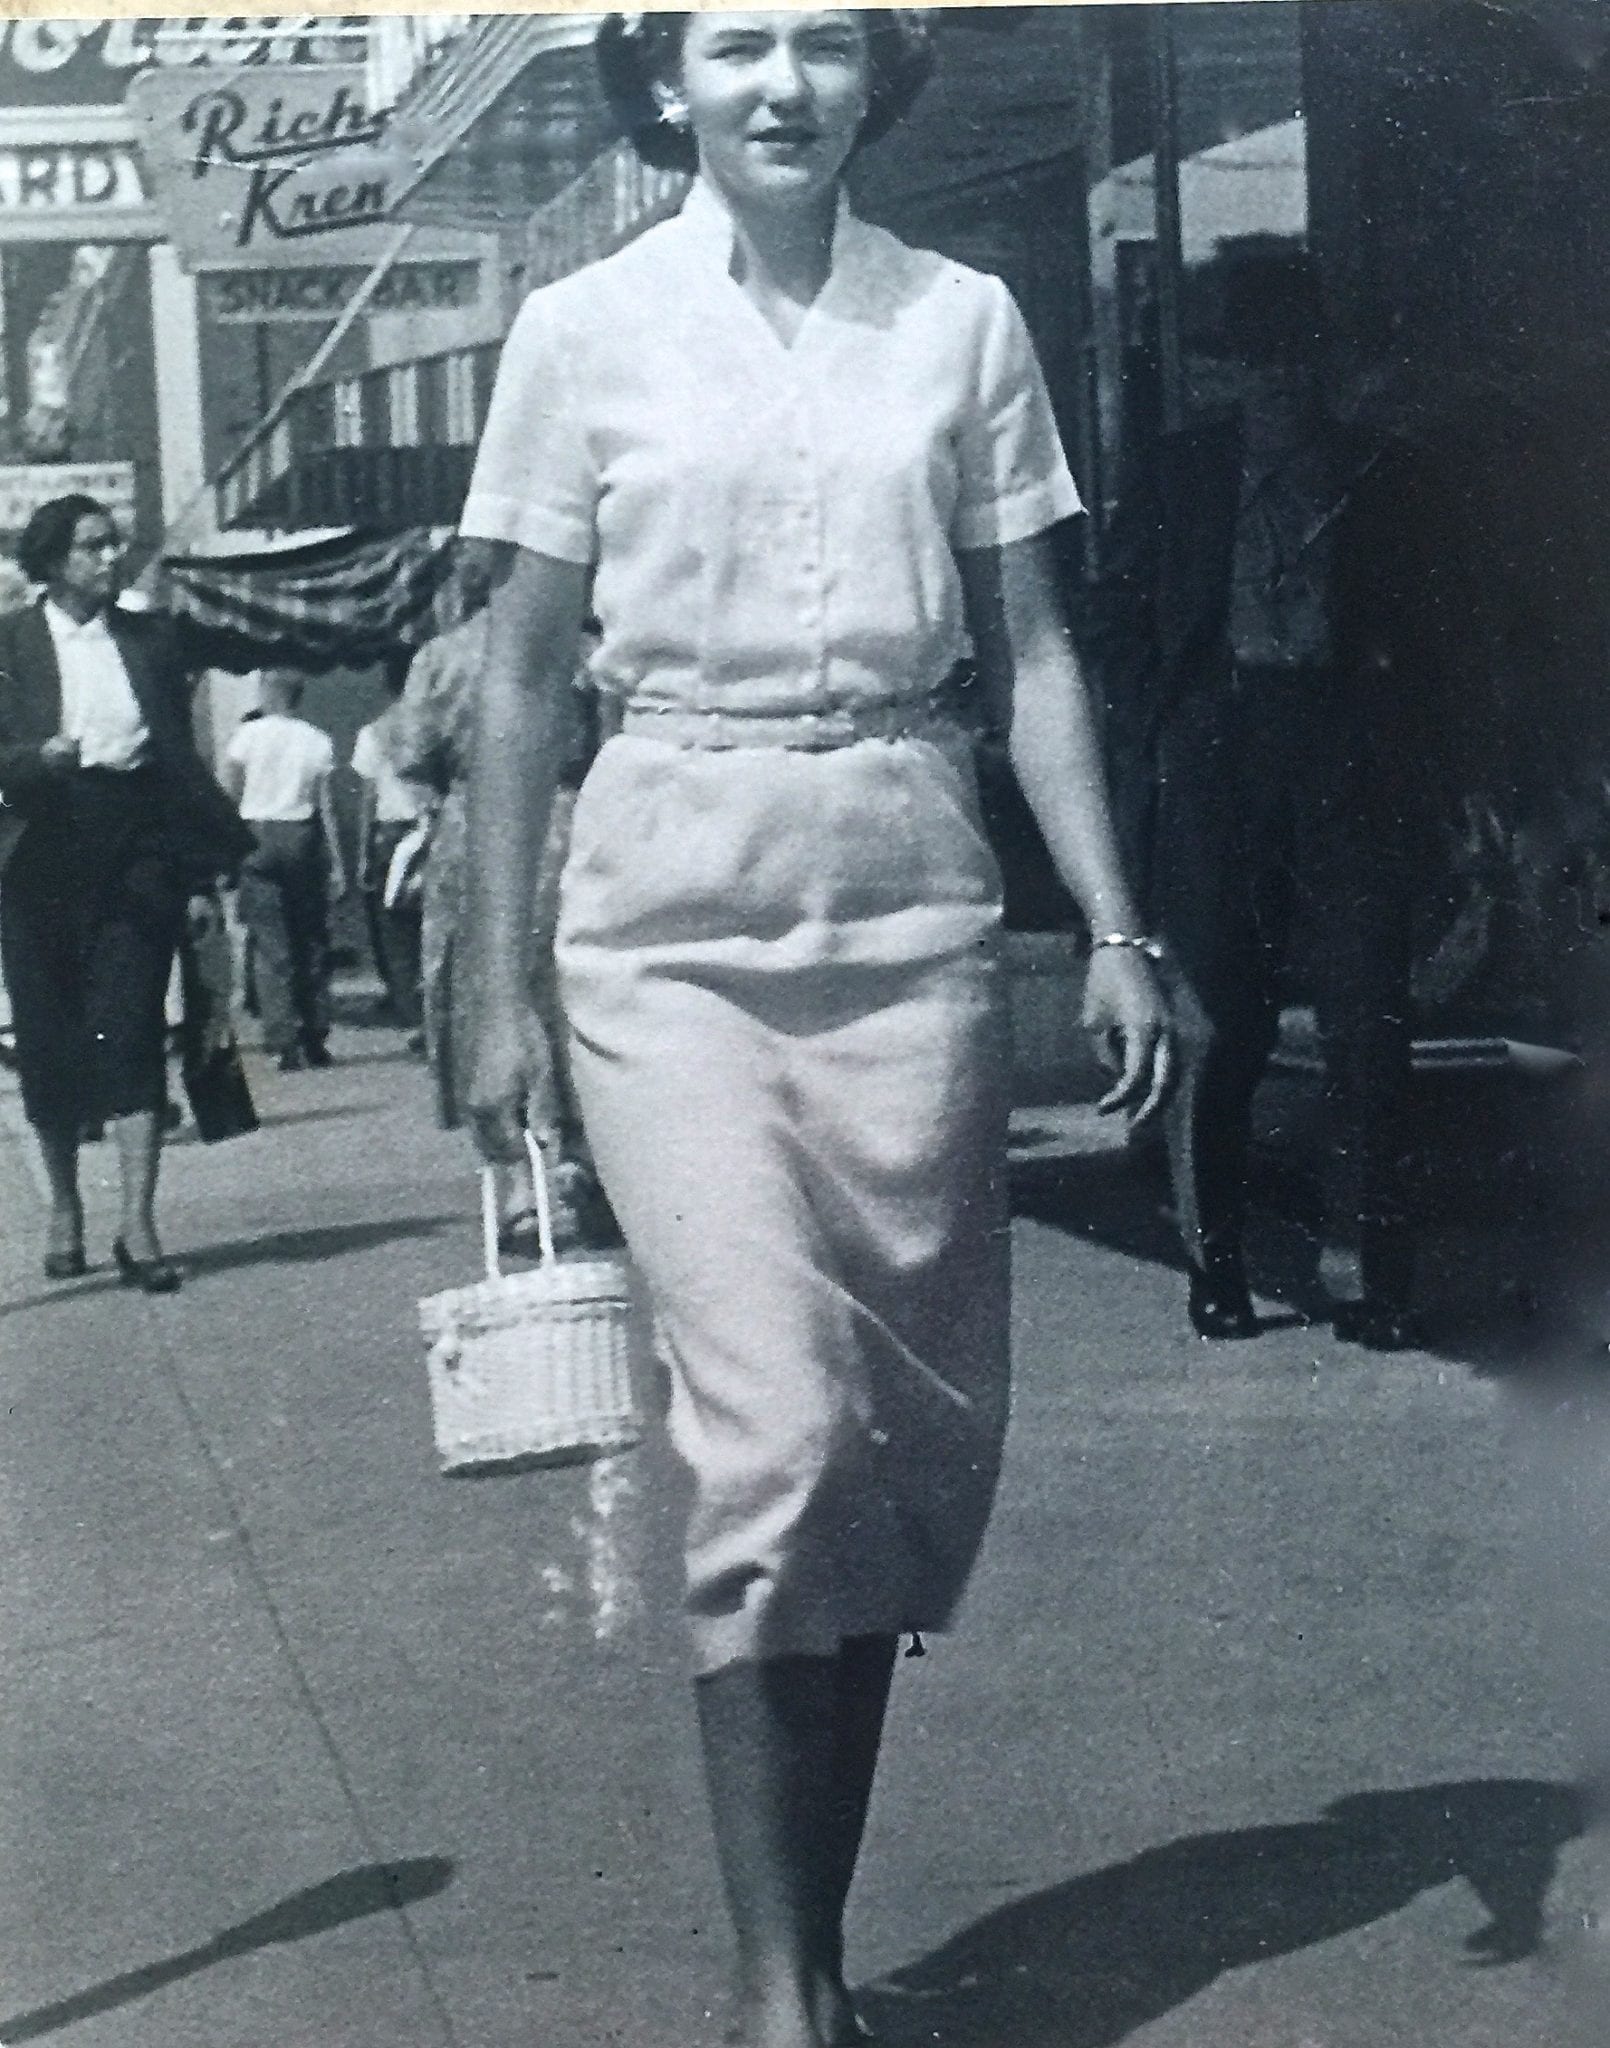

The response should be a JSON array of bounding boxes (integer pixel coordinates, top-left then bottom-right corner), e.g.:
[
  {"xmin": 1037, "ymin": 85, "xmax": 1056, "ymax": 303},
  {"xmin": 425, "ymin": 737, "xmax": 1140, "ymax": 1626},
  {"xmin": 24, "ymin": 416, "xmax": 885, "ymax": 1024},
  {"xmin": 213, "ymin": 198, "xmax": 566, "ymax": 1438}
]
[{"xmin": 460, "ymin": 178, "xmax": 1082, "ymax": 719}]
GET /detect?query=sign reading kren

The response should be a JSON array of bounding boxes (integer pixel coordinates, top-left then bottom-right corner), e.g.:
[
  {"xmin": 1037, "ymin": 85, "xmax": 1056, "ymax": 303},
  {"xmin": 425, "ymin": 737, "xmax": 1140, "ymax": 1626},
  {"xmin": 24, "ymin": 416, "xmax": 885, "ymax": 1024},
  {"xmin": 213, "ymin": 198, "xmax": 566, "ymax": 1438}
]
[{"xmin": 126, "ymin": 64, "xmax": 416, "ymax": 269}]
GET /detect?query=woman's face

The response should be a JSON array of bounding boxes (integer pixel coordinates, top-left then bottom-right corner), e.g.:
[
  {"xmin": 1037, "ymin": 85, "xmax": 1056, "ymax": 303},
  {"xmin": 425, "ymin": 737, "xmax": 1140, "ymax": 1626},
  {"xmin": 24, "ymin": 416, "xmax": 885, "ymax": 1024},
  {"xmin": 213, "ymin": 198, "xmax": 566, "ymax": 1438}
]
[
  {"xmin": 51, "ymin": 511, "xmax": 122, "ymax": 614},
  {"xmin": 675, "ymin": 11, "xmax": 872, "ymax": 210}
]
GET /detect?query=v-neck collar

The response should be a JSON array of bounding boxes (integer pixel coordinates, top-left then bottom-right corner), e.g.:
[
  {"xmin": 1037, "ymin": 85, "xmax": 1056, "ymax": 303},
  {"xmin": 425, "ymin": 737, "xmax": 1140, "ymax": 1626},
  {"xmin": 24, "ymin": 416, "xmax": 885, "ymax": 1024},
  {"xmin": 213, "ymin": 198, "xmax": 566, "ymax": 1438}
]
[{"xmin": 674, "ymin": 177, "xmax": 863, "ymax": 356}]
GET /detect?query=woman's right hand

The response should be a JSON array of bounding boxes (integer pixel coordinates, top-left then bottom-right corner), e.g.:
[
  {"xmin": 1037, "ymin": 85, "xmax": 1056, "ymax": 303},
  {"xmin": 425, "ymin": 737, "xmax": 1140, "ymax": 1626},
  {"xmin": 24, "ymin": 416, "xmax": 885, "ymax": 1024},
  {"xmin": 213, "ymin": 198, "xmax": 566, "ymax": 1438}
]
[{"xmin": 466, "ymin": 1000, "xmax": 555, "ymax": 1164}]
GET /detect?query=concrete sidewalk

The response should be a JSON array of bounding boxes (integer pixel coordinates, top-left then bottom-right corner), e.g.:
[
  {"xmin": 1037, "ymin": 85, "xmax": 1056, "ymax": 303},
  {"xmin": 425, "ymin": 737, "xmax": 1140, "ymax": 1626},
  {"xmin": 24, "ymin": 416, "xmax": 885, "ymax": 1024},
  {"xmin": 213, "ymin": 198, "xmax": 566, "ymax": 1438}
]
[{"xmin": 0, "ymin": 1013, "xmax": 1595, "ymax": 2046}]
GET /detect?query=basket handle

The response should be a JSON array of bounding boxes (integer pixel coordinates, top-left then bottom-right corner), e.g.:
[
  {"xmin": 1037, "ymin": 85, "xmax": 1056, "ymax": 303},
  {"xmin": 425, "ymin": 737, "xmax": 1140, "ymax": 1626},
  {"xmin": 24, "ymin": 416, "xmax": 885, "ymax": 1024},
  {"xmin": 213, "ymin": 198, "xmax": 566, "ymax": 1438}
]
[{"xmin": 479, "ymin": 1128, "xmax": 557, "ymax": 1281}]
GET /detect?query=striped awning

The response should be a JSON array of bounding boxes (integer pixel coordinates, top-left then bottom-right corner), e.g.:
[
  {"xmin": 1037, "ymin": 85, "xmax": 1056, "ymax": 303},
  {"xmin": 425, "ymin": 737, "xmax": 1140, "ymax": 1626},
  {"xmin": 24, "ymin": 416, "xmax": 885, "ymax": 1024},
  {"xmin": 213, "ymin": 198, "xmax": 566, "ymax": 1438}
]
[
  {"xmin": 216, "ymin": 342, "xmax": 499, "ymax": 530},
  {"xmin": 158, "ymin": 527, "xmax": 458, "ymax": 673}
]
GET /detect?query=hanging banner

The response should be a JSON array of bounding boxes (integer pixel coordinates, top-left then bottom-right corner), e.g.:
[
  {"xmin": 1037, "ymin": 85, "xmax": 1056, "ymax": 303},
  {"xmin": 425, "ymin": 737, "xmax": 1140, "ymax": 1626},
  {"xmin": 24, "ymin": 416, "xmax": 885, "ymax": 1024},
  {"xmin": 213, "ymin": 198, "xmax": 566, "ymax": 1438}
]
[{"xmin": 125, "ymin": 63, "xmax": 421, "ymax": 270}]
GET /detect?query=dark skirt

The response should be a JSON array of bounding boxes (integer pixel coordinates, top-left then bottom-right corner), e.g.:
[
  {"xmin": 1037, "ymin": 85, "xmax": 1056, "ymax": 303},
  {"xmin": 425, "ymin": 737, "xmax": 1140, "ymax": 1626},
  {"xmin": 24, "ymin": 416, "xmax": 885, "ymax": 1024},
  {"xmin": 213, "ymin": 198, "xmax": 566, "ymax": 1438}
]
[{"xmin": 0, "ymin": 768, "xmax": 184, "ymax": 1132}]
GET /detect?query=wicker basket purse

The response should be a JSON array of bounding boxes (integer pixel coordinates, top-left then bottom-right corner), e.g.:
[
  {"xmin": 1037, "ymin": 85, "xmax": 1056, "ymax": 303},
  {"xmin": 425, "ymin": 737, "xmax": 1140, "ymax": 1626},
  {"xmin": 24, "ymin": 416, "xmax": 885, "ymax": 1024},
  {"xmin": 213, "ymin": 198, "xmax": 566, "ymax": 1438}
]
[{"xmin": 421, "ymin": 1133, "xmax": 639, "ymax": 1475}]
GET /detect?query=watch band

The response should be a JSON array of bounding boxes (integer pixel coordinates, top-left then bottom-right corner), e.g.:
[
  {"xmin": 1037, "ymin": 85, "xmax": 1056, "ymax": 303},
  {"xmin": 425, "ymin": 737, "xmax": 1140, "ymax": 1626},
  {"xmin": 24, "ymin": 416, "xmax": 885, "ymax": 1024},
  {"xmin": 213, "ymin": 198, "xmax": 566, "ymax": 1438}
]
[{"xmin": 1090, "ymin": 931, "xmax": 1166, "ymax": 963}]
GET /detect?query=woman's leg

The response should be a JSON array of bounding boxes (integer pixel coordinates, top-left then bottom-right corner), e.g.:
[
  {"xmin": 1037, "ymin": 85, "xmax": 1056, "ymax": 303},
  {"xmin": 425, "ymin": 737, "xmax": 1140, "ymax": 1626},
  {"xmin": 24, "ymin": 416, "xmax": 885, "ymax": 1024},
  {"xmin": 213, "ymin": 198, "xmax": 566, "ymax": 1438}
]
[
  {"xmin": 821, "ymin": 1635, "xmax": 898, "ymax": 1989},
  {"xmin": 697, "ymin": 1636, "xmax": 896, "ymax": 2048},
  {"xmin": 111, "ymin": 1108, "xmax": 163, "ymax": 1262},
  {"xmin": 36, "ymin": 1122, "xmax": 83, "ymax": 1259},
  {"xmin": 88, "ymin": 848, "xmax": 180, "ymax": 1262}
]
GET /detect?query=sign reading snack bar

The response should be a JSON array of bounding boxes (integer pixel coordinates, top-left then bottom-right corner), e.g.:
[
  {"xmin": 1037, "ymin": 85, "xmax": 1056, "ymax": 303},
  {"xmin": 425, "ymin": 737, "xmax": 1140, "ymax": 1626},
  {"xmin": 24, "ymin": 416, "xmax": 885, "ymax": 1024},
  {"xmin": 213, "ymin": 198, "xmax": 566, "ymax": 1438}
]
[
  {"xmin": 126, "ymin": 63, "xmax": 417, "ymax": 269},
  {"xmin": 203, "ymin": 259, "xmax": 481, "ymax": 324},
  {"xmin": 0, "ymin": 463, "xmax": 137, "ymax": 537}
]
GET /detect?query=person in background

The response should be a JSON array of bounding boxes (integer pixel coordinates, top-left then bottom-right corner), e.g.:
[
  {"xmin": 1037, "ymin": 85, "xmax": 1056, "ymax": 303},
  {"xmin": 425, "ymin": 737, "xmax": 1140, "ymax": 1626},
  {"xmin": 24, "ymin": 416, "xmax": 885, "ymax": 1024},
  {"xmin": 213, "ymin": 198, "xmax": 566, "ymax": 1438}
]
[
  {"xmin": 389, "ymin": 548, "xmax": 611, "ymax": 1253},
  {"xmin": 1087, "ymin": 246, "xmax": 1421, "ymax": 1349},
  {"xmin": 223, "ymin": 671, "xmax": 347, "ymax": 1072},
  {"xmin": 352, "ymin": 683, "xmax": 427, "ymax": 1044},
  {"xmin": 0, "ymin": 493, "xmax": 250, "ymax": 1291}
]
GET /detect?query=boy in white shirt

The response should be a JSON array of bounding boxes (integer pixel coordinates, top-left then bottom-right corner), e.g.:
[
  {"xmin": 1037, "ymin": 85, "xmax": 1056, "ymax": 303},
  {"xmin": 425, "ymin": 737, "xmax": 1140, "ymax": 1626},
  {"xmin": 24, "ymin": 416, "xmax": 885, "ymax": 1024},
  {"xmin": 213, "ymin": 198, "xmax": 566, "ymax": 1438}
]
[{"xmin": 223, "ymin": 672, "xmax": 347, "ymax": 1070}]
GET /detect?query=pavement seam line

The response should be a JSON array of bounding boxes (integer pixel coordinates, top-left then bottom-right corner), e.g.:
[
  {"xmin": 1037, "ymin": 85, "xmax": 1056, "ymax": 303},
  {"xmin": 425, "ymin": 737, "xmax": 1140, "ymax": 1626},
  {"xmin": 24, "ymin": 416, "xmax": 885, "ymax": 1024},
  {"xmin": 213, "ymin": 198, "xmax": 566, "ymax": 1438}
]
[{"xmin": 101, "ymin": 1270, "xmax": 465, "ymax": 2047}]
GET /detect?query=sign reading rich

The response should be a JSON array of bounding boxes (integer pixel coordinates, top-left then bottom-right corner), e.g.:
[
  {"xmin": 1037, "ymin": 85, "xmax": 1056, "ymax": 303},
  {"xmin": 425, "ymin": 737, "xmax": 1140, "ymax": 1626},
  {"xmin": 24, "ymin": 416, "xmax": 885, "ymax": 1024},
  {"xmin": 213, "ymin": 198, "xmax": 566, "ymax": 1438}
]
[{"xmin": 126, "ymin": 64, "xmax": 415, "ymax": 268}]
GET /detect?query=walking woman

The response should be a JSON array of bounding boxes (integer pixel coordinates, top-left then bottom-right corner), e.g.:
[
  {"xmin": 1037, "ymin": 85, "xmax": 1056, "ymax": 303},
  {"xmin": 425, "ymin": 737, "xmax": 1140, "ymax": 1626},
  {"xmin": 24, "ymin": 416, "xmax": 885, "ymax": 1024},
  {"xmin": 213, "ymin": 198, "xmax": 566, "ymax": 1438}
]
[
  {"xmin": 461, "ymin": 15, "xmax": 1171, "ymax": 2046},
  {"xmin": 0, "ymin": 496, "xmax": 250, "ymax": 1291}
]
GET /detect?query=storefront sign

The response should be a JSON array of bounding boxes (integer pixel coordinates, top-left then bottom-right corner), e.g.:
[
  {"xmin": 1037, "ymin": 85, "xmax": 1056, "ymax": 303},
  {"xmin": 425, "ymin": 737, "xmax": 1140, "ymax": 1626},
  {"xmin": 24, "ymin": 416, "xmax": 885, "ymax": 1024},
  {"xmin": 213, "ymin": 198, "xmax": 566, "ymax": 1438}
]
[
  {"xmin": 127, "ymin": 63, "xmax": 412, "ymax": 267},
  {"xmin": 0, "ymin": 461, "xmax": 137, "ymax": 537},
  {"xmin": 0, "ymin": 19, "xmax": 369, "ymax": 109},
  {"xmin": 203, "ymin": 258, "xmax": 481, "ymax": 324},
  {"xmin": 0, "ymin": 145, "xmax": 148, "ymax": 218}
]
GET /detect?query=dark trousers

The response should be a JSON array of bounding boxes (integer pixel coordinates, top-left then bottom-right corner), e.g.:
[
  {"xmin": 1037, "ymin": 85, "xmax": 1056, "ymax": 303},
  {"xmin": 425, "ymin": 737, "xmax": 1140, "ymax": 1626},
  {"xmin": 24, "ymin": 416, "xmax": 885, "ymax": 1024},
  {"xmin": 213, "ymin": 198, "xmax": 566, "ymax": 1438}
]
[
  {"xmin": 0, "ymin": 769, "xmax": 182, "ymax": 1133},
  {"xmin": 1147, "ymin": 671, "xmax": 1416, "ymax": 1305},
  {"xmin": 237, "ymin": 820, "xmax": 331, "ymax": 1056},
  {"xmin": 361, "ymin": 821, "xmax": 423, "ymax": 1027}
]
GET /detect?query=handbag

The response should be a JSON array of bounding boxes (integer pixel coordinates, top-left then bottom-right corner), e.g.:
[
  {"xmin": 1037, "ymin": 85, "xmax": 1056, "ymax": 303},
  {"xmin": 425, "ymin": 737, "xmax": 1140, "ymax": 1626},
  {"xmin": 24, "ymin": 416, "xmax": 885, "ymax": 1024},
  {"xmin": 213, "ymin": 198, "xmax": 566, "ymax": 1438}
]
[
  {"xmin": 182, "ymin": 1039, "xmax": 260, "ymax": 1144},
  {"xmin": 177, "ymin": 904, "xmax": 259, "ymax": 1144},
  {"xmin": 420, "ymin": 1132, "xmax": 639, "ymax": 1477}
]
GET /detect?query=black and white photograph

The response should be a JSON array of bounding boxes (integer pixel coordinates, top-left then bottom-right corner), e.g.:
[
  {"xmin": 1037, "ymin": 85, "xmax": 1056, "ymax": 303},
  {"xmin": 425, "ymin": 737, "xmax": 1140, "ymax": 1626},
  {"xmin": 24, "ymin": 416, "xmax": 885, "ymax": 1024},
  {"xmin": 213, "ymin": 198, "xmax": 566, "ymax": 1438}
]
[{"xmin": 0, "ymin": 3, "xmax": 1607, "ymax": 2042}]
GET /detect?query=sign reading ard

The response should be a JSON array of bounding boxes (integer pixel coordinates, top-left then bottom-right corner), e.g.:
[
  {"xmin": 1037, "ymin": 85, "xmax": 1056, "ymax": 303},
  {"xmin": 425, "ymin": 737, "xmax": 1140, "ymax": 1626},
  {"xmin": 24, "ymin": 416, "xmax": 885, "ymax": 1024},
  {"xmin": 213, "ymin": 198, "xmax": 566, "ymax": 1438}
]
[
  {"xmin": 0, "ymin": 146, "xmax": 148, "ymax": 219},
  {"xmin": 204, "ymin": 258, "xmax": 482, "ymax": 324},
  {"xmin": 125, "ymin": 64, "xmax": 414, "ymax": 269},
  {"xmin": 0, "ymin": 463, "xmax": 137, "ymax": 539}
]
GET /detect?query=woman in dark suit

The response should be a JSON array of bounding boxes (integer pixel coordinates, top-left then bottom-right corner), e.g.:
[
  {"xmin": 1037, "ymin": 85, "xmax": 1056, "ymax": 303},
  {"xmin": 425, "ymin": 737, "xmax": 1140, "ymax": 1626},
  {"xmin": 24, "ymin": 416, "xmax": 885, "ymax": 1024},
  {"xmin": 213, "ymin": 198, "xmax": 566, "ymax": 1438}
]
[{"xmin": 0, "ymin": 495, "xmax": 250, "ymax": 1291}]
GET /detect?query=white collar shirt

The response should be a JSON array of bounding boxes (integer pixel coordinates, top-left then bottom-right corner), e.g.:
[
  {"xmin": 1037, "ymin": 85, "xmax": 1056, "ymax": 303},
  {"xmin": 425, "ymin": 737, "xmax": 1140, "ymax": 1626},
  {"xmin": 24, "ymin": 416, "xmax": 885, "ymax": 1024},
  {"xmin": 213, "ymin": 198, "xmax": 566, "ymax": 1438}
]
[
  {"xmin": 224, "ymin": 712, "xmax": 334, "ymax": 822},
  {"xmin": 44, "ymin": 600, "xmax": 150, "ymax": 770},
  {"xmin": 461, "ymin": 179, "xmax": 1081, "ymax": 719}
]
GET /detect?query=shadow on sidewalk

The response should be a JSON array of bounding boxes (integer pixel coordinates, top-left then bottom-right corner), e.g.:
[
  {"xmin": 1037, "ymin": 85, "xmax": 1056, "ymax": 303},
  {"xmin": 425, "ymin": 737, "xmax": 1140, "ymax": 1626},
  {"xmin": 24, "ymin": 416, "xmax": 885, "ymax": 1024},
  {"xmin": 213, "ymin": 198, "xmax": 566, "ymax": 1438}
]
[
  {"xmin": 1014, "ymin": 1143, "xmax": 1338, "ymax": 1326},
  {"xmin": 0, "ymin": 1857, "xmax": 454, "ymax": 2041},
  {"xmin": 0, "ymin": 1217, "xmax": 463, "ymax": 1317},
  {"xmin": 168, "ymin": 1103, "xmax": 375, "ymax": 1144},
  {"xmin": 1009, "ymin": 1125, "xmax": 1610, "ymax": 1372},
  {"xmin": 860, "ymin": 1779, "xmax": 1583, "ymax": 2047},
  {"xmin": 187, "ymin": 1215, "xmax": 463, "ymax": 1277}
]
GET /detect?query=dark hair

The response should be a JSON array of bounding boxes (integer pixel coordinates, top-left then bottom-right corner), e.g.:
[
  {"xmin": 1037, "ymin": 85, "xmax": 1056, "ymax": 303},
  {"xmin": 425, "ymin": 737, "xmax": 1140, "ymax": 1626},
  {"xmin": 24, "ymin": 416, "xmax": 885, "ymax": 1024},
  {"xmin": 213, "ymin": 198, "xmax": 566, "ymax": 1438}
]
[
  {"xmin": 597, "ymin": 11, "xmax": 933, "ymax": 176},
  {"xmin": 15, "ymin": 494, "xmax": 112, "ymax": 586}
]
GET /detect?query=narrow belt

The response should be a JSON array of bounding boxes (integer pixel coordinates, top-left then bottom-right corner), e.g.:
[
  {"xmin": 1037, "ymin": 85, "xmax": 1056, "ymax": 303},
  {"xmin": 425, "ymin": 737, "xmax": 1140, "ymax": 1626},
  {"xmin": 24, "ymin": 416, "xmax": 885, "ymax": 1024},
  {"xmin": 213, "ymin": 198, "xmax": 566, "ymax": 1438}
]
[{"xmin": 617, "ymin": 689, "xmax": 960, "ymax": 753}]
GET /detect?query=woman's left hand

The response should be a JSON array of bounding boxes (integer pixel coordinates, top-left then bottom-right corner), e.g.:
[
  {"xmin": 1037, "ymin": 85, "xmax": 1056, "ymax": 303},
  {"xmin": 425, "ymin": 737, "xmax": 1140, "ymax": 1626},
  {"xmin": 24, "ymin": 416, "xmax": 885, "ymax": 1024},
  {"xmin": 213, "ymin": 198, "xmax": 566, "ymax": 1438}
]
[{"xmin": 1082, "ymin": 946, "xmax": 1174, "ymax": 1126}]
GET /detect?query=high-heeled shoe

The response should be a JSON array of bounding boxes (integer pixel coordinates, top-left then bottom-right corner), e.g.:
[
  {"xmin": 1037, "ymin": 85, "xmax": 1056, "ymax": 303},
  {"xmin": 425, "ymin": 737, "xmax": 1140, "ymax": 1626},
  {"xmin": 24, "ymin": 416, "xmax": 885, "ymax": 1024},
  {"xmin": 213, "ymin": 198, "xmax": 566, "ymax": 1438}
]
[
  {"xmin": 112, "ymin": 1237, "xmax": 184, "ymax": 1295},
  {"xmin": 1187, "ymin": 1259, "xmax": 1259, "ymax": 1340},
  {"xmin": 42, "ymin": 1246, "xmax": 87, "ymax": 1281}
]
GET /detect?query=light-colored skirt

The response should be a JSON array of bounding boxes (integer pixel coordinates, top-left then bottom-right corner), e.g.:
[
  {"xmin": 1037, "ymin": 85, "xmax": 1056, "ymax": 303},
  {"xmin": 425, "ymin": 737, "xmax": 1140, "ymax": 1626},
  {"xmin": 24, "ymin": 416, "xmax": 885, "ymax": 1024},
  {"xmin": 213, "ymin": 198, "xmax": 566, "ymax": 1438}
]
[{"xmin": 556, "ymin": 726, "xmax": 1011, "ymax": 1674}]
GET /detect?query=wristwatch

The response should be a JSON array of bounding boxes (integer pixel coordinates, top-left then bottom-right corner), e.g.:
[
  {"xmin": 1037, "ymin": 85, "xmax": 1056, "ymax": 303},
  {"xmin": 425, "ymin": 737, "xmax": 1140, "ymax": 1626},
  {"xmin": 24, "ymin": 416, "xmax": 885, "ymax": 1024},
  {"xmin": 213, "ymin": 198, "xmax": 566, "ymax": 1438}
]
[{"xmin": 1090, "ymin": 931, "xmax": 1166, "ymax": 963}]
